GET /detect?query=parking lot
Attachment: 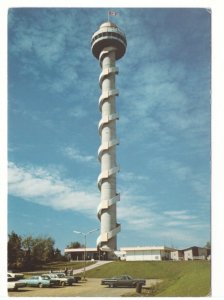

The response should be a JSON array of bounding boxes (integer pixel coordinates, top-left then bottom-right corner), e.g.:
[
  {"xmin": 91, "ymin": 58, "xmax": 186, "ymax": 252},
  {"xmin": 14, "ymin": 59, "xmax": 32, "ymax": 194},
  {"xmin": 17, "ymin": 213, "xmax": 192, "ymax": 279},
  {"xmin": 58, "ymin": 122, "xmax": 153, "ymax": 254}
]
[{"xmin": 8, "ymin": 278, "xmax": 161, "ymax": 297}]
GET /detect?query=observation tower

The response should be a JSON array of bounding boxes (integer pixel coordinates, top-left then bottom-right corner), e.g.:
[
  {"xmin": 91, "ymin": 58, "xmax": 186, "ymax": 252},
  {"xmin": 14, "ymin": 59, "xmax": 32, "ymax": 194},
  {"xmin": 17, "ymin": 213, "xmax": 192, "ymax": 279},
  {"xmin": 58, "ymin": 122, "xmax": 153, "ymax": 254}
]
[{"xmin": 91, "ymin": 21, "xmax": 127, "ymax": 256}]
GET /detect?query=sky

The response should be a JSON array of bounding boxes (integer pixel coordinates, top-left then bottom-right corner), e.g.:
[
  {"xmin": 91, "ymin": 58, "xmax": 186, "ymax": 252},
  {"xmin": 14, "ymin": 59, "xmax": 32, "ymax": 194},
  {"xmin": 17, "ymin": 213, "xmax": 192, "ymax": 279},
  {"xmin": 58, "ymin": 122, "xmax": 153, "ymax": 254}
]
[{"xmin": 7, "ymin": 7, "xmax": 211, "ymax": 252}]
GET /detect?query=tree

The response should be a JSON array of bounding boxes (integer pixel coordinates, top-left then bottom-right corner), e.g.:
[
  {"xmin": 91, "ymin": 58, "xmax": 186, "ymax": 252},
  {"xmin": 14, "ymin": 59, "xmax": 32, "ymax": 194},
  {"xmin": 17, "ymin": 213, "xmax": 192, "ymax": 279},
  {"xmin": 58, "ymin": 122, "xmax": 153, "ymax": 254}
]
[
  {"xmin": 8, "ymin": 231, "xmax": 24, "ymax": 270},
  {"xmin": 54, "ymin": 248, "xmax": 65, "ymax": 261},
  {"xmin": 33, "ymin": 236, "xmax": 55, "ymax": 263},
  {"xmin": 22, "ymin": 235, "xmax": 34, "ymax": 269},
  {"xmin": 22, "ymin": 235, "xmax": 56, "ymax": 269},
  {"xmin": 8, "ymin": 231, "xmax": 65, "ymax": 270},
  {"xmin": 66, "ymin": 241, "xmax": 85, "ymax": 249},
  {"xmin": 205, "ymin": 241, "xmax": 211, "ymax": 249}
]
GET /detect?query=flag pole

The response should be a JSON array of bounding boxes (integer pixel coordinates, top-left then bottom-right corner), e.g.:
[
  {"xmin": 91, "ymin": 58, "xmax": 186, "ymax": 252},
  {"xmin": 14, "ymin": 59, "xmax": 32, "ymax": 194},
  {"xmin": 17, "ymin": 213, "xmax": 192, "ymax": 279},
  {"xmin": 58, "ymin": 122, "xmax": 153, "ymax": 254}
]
[{"xmin": 108, "ymin": 11, "xmax": 110, "ymax": 22}]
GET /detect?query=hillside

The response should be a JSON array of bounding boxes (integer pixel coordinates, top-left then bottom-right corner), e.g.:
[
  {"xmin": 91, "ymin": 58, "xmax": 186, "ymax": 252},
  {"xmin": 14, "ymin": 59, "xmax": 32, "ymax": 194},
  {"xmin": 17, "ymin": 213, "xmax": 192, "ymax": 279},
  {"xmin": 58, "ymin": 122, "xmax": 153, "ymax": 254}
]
[{"xmin": 85, "ymin": 260, "xmax": 211, "ymax": 297}]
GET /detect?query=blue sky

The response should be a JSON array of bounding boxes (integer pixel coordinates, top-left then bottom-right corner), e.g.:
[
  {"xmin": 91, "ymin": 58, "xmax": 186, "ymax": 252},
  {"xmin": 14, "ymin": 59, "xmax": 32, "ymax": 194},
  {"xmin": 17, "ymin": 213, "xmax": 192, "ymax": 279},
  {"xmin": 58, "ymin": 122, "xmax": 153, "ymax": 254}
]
[{"xmin": 8, "ymin": 7, "xmax": 211, "ymax": 252}]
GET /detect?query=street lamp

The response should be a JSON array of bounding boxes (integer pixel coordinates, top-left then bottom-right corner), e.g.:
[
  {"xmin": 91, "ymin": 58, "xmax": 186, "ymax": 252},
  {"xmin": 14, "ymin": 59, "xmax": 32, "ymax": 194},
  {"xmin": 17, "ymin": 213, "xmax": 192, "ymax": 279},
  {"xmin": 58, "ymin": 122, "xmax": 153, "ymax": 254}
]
[{"xmin": 73, "ymin": 228, "xmax": 99, "ymax": 280}]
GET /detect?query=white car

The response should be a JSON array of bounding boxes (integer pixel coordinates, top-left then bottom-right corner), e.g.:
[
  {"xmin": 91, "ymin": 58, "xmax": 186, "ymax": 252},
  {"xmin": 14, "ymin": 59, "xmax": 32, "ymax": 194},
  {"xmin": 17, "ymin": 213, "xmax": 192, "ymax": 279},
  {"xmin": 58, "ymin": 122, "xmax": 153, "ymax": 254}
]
[
  {"xmin": 8, "ymin": 272, "xmax": 24, "ymax": 280},
  {"xmin": 8, "ymin": 273, "xmax": 26, "ymax": 291}
]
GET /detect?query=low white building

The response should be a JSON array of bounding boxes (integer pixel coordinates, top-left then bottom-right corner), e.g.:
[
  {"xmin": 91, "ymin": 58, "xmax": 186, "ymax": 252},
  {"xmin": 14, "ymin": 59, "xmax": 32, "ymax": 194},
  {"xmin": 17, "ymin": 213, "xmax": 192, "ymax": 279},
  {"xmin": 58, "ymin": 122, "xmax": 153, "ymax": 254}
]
[
  {"xmin": 120, "ymin": 246, "xmax": 175, "ymax": 261},
  {"xmin": 171, "ymin": 250, "xmax": 184, "ymax": 261},
  {"xmin": 64, "ymin": 247, "xmax": 103, "ymax": 260},
  {"xmin": 183, "ymin": 246, "xmax": 209, "ymax": 260}
]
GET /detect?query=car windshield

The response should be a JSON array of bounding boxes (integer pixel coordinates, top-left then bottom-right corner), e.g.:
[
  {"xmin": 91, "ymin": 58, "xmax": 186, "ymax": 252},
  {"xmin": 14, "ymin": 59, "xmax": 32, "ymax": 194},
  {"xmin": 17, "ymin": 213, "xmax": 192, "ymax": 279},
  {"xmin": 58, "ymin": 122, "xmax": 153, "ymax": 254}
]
[
  {"xmin": 120, "ymin": 275, "xmax": 133, "ymax": 280},
  {"xmin": 41, "ymin": 276, "xmax": 49, "ymax": 280}
]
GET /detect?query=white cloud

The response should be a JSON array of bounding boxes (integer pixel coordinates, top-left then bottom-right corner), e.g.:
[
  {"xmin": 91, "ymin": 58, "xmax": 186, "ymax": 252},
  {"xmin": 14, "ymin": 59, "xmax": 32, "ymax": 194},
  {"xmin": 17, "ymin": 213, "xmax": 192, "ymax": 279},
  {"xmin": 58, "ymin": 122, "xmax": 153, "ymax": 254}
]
[
  {"xmin": 163, "ymin": 210, "xmax": 196, "ymax": 220},
  {"xmin": 8, "ymin": 161, "xmax": 98, "ymax": 216},
  {"xmin": 68, "ymin": 106, "xmax": 87, "ymax": 118},
  {"xmin": 8, "ymin": 9, "xmax": 89, "ymax": 94},
  {"xmin": 63, "ymin": 146, "xmax": 95, "ymax": 163},
  {"xmin": 8, "ymin": 161, "xmax": 209, "ymax": 248},
  {"xmin": 156, "ymin": 228, "xmax": 203, "ymax": 246},
  {"xmin": 119, "ymin": 171, "xmax": 148, "ymax": 182},
  {"xmin": 148, "ymin": 157, "xmax": 210, "ymax": 204},
  {"xmin": 164, "ymin": 210, "xmax": 188, "ymax": 216},
  {"xmin": 118, "ymin": 190, "xmax": 207, "ymax": 238}
]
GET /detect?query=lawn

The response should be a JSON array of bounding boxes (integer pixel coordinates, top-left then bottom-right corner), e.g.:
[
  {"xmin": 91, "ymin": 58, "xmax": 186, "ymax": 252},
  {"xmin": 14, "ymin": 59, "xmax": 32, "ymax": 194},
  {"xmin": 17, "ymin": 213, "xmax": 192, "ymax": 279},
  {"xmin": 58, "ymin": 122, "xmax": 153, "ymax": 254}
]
[
  {"xmin": 85, "ymin": 260, "xmax": 211, "ymax": 297},
  {"xmin": 23, "ymin": 261, "xmax": 95, "ymax": 276},
  {"xmin": 40, "ymin": 261, "xmax": 95, "ymax": 271},
  {"xmin": 155, "ymin": 261, "xmax": 211, "ymax": 297}
]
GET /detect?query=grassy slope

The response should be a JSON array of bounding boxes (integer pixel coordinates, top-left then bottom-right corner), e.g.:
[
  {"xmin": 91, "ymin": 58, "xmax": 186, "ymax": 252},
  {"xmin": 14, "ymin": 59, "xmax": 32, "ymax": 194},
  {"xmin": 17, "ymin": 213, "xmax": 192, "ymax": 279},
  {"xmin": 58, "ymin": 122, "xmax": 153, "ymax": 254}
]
[
  {"xmin": 86, "ymin": 261, "xmax": 184, "ymax": 278},
  {"xmin": 86, "ymin": 260, "xmax": 211, "ymax": 297},
  {"xmin": 156, "ymin": 261, "xmax": 211, "ymax": 297},
  {"xmin": 42, "ymin": 261, "xmax": 95, "ymax": 271}
]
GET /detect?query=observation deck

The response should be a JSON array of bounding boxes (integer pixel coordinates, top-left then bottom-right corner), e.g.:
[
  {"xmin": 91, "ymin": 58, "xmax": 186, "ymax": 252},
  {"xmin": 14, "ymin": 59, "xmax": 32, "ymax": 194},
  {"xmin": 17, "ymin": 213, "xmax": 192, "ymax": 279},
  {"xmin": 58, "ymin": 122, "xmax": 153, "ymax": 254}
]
[{"xmin": 91, "ymin": 22, "xmax": 127, "ymax": 60}]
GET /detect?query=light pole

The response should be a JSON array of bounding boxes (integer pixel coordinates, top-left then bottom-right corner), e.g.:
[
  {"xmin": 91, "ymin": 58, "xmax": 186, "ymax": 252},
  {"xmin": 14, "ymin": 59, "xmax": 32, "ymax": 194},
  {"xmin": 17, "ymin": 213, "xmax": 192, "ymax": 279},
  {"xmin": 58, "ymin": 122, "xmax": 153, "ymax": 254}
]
[{"xmin": 73, "ymin": 228, "xmax": 99, "ymax": 280}]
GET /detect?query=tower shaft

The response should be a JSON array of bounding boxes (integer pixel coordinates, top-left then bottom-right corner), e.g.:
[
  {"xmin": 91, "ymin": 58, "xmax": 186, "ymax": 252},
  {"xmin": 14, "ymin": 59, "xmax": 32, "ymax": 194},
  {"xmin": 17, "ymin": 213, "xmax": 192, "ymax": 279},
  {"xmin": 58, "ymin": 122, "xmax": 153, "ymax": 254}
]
[{"xmin": 97, "ymin": 47, "xmax": 120, "ymax": 252}]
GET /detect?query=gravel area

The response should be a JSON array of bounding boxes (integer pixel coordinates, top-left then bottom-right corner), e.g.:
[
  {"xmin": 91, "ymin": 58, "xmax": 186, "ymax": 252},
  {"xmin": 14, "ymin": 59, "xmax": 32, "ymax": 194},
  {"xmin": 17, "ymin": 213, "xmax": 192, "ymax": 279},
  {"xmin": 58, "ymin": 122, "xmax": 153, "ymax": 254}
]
[{"xmin": 8, "ymin": 278, "xmax": 161, "ymax": 297}]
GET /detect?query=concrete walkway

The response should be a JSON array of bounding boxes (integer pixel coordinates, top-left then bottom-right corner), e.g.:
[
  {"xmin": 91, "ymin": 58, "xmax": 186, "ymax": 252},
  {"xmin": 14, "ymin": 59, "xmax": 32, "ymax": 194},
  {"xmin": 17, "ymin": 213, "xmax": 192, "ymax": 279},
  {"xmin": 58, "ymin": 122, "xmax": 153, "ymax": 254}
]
[{"xmin": 72, "ymin": 260, "xmax": 113, "ymax": 275}]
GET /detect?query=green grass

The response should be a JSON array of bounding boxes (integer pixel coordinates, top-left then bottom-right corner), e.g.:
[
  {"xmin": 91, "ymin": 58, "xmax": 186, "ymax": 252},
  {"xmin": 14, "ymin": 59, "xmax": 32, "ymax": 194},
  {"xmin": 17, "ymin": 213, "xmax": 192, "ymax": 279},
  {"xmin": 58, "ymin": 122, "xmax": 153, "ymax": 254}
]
[
  {"xmin": 155, "ymin": 261, "xmax": 211, "ymax": 297},
  {"xmin": 42, "ymin": 261, "xmax": 95, "ymax": 271},
  {"xmin": 85, "ymin": 260, "xmax": 211, "ymax": 297},
  {"xmin": 22, "ymin": 260, "xmax": 211, "ymax": 296},
  {"xmin": 23, "ymin": 261, "xmax": 95, "ymax": 276}
]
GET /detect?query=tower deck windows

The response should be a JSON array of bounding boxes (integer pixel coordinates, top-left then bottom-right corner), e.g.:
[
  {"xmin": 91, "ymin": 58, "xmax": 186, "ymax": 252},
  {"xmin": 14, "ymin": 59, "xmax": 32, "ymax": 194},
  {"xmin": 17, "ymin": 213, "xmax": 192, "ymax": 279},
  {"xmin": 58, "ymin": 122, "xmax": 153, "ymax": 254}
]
[{"xmin": 91, "ymin": 32, "xmax": 127, "ymax": 47}]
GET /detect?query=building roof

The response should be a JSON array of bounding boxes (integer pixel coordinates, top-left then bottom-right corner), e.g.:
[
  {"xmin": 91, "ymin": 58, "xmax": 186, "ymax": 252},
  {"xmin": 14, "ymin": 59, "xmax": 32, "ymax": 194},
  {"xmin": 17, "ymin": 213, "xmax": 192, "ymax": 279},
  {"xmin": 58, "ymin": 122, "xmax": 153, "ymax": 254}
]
[
  {"xmin": 181, "ymin": 246, "xmax": 205, "ymax": 251},
  {"xmin": 64, "ymin": 248, "xmax": 97, "ymax": 253},
  {"xmin": 120, "ymin": 246, "xmax": 176, "ymax": 252}
]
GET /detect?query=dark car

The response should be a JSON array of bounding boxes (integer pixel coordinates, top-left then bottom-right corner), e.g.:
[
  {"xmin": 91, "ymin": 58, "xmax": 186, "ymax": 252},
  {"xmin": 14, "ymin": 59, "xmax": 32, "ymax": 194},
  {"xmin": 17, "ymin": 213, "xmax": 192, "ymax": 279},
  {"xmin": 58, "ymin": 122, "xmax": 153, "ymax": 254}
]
[
  {"xmin": 101, "ymin": 274, "xmax": 146, "ymax": 288},
  {"xmin": 71, "ymin": 275, "xmax": 81, "ymax": 283}
]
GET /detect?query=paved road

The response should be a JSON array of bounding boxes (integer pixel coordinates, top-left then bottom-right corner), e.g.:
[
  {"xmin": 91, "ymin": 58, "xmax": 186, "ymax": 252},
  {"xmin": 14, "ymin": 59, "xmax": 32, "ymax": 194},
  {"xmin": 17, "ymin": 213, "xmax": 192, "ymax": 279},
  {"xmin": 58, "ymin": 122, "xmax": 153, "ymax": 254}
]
[
  {"xmin": 72, "ymin": 260, "xmax": 113, "ymax": 275},
  {"xmin": 8, "ymin": 278, "xmax": 161, "ymax": 297}
]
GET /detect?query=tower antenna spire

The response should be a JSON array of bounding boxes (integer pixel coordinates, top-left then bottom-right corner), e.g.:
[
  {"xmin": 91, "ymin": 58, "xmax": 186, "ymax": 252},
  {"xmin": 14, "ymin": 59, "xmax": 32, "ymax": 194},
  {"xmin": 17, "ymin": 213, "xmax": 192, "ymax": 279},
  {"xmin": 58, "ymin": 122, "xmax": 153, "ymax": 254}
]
[{"xmin": 107, "ymin": 10, "xmax": 119, "ymax": 22}]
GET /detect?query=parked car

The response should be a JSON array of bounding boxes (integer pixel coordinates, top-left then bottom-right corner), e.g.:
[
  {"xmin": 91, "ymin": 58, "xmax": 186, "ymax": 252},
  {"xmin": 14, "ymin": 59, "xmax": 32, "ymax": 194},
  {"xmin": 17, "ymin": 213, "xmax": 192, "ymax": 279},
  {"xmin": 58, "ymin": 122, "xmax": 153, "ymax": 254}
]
[
  {"xmin": 7, "ymin": 273, "xmax": 26, "ymax": 291},
  {"xmin": 72, "ymin": 275, "xmax": 81, "ymax": 283},
  {"xmin": 52, "ymin": 272, "xmax": 81, "ymax": 283},
  {"xmin": 101, "ymin": 274, "xmax": 146, "ymax": 288},
  {"xmin": 43, "ymin": 273, "xmax": 73, "ymax": 286},
  {"xmin": 56, "ymin": 273, "xmax": 80, "ymax": 285},
  {"xmin": 19, "ymin": 275, "xmax": 59, "ymax": 288},
  {"xmin": 66, "ymin": 274, "xmax": 81, "ymax": 283},
  {"xmin": 8, "ymin": 280, "xmax": 26, "ymax": 291},
  {"xmin": 8, "ymin": 272, "xmax": 24, "ymax": 280}
]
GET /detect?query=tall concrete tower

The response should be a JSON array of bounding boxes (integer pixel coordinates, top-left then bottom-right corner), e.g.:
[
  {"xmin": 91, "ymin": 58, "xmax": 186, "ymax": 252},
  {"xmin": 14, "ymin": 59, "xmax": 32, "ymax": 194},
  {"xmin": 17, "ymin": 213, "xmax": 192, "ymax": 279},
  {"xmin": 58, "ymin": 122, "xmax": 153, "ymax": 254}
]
[{"xmin": 91, "ymin": 21, "xmax": 127, "ymax": 256}]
